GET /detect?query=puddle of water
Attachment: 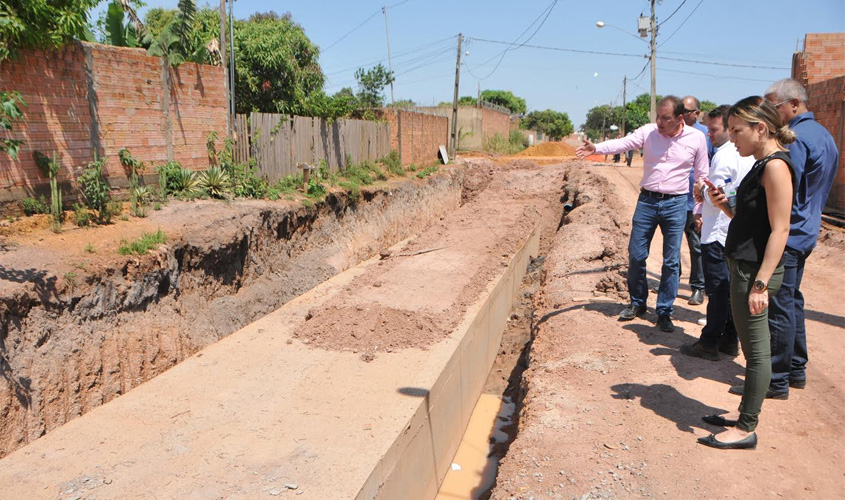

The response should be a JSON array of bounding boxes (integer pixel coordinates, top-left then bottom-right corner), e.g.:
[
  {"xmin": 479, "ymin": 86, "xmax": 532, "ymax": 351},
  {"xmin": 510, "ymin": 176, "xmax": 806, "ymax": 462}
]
[{"xmin": 434, "ymin": 393, "xmax": 515, "ymax": 500}]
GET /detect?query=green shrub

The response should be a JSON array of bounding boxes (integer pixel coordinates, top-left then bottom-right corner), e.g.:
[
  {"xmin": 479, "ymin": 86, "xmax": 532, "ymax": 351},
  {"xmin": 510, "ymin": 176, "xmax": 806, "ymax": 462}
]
[
  {"xmin": 78, "ymin": 156, "xmax": 112, "ymax": 223},
  {"xmin": 416, "ymin": 166, "xmax": 439, "ymax": 179},
  {"xmin": 21, "ymin": 195, "xmax": 49, "ymax": 216},
  {"xmin": 156, "ymin": 161, "xmax": 186, "ymax": 196},
  {"xmin": 510, "ymin": 130, "xmax": 530, "ymax": 150},
  {"xmin": 382, "ymin": 150, "xmax": 404, "ymax": 176},
  {"xmin": 225, "ymin": 162, "xmax": 268, "ymax": 198},
  {"xmin": 306, "ymin": 178, "xmax": 327, "ymax": 199},
  {"xmin": 118, "ymin": 228, "xmax": 167, "ymax": 255},
  {"xmin": 73, "ymin": 203, "xmax": 92, "ymax": 227}
]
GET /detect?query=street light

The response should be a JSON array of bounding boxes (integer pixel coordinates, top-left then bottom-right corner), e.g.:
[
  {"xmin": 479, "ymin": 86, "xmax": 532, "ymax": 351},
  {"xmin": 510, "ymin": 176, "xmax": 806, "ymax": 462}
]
[{"xmin": 596, "ymin": 1, "xmax": 657, "ymax": 122}]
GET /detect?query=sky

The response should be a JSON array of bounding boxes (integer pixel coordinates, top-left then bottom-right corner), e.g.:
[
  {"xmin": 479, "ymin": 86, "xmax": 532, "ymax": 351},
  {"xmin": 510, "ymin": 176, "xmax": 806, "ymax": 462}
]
[{"xmin": 91, "ymin": 0, "xmax": 845, "ymax": 127}]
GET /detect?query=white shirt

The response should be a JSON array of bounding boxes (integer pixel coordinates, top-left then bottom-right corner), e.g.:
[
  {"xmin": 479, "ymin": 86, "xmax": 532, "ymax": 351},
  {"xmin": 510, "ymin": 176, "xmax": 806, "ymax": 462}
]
[{"xmin": 700, "ymin": 141, "xmax": 756, "ymax": 245}]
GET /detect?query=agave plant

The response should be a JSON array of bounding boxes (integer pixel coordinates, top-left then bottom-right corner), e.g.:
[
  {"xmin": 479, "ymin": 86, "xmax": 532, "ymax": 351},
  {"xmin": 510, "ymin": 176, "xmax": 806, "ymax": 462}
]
[
  {"xmin": 173, "ymin": 168, "xmax": 199, "ymax": 194},
  {"xmin": 197, "ymin": 166, "xmax": 231, "ymax": 199},
  {"xmin": 132, "ymin": 185, "xmax": 153, "ymax": 217}
]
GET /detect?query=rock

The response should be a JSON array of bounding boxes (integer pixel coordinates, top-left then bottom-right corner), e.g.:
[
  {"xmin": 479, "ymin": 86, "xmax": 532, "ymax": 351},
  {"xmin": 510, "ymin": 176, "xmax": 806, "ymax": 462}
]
[
  {"xmin": 268, "ymin": 488, "xmax": 282, "ymax": 496},
  {"xmin": 284, "ymin": 483, "xmax": 298, "ymax": 489}
]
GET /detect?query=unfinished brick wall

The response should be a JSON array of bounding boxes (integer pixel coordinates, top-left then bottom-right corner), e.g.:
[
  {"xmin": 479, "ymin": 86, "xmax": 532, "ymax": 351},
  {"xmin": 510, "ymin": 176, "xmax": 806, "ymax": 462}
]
[
  {"xmin": 0, "ymin": 44, "xmax": 93, "ymax": 195},
  {"xmin": 807, "ymin": 77, "xmax": 844, "ymax": 215},
  {"xmin": 792, "ymin": 33, "xmax": 845, "ymax": 85},
  {"xmin": 480, "ymin": 107, "xmax": 510, "ymax": 141},
  {"xmin": 791, "ymin": 33, "xmax": 845, "ymax": 215},
  {"xmin": 0, "ymin": 42, "xmax": 226, "ymax": 202},
  {"xmin": 380, "ymin": 109, "xmax": 448, "ymax": 166}
]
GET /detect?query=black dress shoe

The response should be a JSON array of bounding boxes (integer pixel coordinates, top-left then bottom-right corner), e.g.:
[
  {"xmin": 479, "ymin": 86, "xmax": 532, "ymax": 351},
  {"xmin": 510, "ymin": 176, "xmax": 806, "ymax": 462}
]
[
  {"xmin": 697, "ymin": 432, "xmax": 757, "ymax": 450},
  {"xmin": 702, "ymin": 414, "xmax": 737, "ymax": 427},
  {"xmin": 618, "ymin": 304, "xmax": 647, "ymax": 321},
  {"xmin": 789, "ymin": 378, "xmax": 806, "ymax": 389},
  {"xmin": 718, "ymin": 342, "xmax": 739, "ymax": 357},
  {"xmin": 680, "ymin": 341, "xmax": 719, "ymax": 361},
  {"xmin": 688, "ymin": 289, "xmax": 705, "ymax": 305},
  {"xmin": 728, "ymin": 384, "xmax": 789, "ymax": 400},
  {"xmin": 656, "ymin": 314, "xmax": 675, "ymax": 332}
]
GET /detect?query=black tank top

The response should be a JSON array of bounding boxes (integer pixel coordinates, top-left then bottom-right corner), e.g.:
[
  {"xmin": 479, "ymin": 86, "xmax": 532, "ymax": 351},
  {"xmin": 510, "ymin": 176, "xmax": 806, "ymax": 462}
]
[{"xmin": 725, "ymin": 151, "xmax": 796, "ymax": 264}]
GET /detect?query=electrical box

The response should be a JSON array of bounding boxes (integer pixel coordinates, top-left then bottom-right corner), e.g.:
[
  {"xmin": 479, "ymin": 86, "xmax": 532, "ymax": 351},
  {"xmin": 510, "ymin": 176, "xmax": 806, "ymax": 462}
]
[{"xmin": 637, "ymin": 16, "xmax": 649, "ymax": 37}]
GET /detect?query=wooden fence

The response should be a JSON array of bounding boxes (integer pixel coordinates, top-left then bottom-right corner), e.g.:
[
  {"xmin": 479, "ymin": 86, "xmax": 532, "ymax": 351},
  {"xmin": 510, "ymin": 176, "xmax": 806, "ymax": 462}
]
[{"xmin": 233, "ymin": 113, "xmax": 391, "ymax": 181}]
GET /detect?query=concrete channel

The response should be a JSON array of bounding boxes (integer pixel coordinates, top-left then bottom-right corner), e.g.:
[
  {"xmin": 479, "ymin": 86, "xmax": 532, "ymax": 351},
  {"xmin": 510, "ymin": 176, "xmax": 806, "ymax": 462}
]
[{"xmin": 0, "ymin": 163, "xmax": 565, "ymax": 499}]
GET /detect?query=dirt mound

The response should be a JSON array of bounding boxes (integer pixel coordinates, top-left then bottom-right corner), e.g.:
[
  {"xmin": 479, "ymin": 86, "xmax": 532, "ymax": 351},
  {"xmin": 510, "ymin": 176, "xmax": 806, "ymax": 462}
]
[
  {"xmin": 295, "ymin": 304, "xmax": 447, "ymax": 358},
  {"xmin": 515, "ymin": 141, "xmax": 576, "ymax": 157}
]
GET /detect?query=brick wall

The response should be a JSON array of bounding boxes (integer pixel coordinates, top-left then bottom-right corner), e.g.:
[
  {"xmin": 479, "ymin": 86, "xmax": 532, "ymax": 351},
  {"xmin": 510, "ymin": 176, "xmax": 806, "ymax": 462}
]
[
  {"xmin": 379, "ymin": 109, "xmax": 448, "ymax": 166},
  {"xmin": 807, "ymin": 77, "xmax": 845, "ymax": 214},
  {"xmin": 0, "ymin": 44, "xmax": 93, "ymax": 193},
  {"xmin": 0, "ymin": 42, "xmax": 226, "ymax": 202},
  {"xmin": 792, "ymin": 33, "xmax": 845, "ymax": 85},
  {"xmin": 791, "ymin": 33, "xmax": 845, "ymax": 215},
  {"xmin": 481, "ymin": 107, "xmax": 510, "ymax": 141}
]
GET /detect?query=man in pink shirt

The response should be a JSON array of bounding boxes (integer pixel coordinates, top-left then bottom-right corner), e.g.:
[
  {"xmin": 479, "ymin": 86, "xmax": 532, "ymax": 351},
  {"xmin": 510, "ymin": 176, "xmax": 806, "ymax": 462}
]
[{"xmin": 577, "ymin": 96, "xmax": 709, "ymax": 332}]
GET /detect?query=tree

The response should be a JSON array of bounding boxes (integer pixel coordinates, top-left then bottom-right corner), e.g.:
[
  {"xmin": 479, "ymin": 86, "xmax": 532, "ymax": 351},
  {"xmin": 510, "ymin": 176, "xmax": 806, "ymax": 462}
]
[
  {"xmin": 147, "ymin": 0, "xmax": 209, "ymax": 66},
  {"xmin": 458, "ymin": 95, "xmax": 477, "ymax": 106},
  {"xmin": 390, "ymin": 99, "xmax": 416, "ymax": 108},
  {"xmin": 521, "ymin": 109, "xmax": 574, "ymax": 141},
  {"xmin": 0, "ymin": 0, "xmax": 100, "ymax": 61},
  {"xmin": 700, "ymin": 100, "xmax": 717, "ymax": 114},
  {"xmin": 480, "ymin": 89, "xmax": 526, "ymax": 115},
  {"xmin": 233, "ymin": 12, "xmax": 324, "ymax": 114},
  {"xmin": 354, "ymin": 64, "xmax": 395, "ymax": 110},
  {"xmin": 581, "ymin": 104, "xmax": 626, "ymax": 141}
]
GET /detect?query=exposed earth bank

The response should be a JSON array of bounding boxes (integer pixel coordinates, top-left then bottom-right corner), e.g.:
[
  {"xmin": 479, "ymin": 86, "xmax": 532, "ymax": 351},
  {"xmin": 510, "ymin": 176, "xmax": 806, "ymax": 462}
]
[{"xmin": 490, "ymin": 162, "xmax": 845, "ymax": 500}]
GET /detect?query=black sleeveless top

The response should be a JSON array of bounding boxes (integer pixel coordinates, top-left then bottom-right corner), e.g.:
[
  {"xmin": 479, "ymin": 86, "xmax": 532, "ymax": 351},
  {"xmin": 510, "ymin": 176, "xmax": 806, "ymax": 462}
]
[{"xmin": 725, "ymin": 151, "xmax": 796, "ymax": 264}]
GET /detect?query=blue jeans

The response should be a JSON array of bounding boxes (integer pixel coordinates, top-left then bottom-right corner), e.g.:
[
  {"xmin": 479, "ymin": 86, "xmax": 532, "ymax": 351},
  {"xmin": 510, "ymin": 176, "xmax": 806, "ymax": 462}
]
[
  {"xmin": 684, "ymin": 211, "xmax": 705, "ymax": 291},
  {"xmin": 768, "ymin": 247, "xmax": 809, "ymax": 393},
  {"xmin": 700, "ymin": 242, "xmax": 737, "ymax": 347},
  {"xmin": 627, "ymin": 193, "xmax": 687, "ymax": 317}
]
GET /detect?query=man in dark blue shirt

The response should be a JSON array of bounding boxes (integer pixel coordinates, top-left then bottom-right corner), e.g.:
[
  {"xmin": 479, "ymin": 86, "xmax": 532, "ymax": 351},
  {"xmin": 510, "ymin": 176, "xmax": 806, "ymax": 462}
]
[
  {"xmin": 680, "ymin": 95, "xmax": 714, "ymax": 306},
  {"xmin": 730, "ymin": 78, "xmax": 839, "ymax": 399}
]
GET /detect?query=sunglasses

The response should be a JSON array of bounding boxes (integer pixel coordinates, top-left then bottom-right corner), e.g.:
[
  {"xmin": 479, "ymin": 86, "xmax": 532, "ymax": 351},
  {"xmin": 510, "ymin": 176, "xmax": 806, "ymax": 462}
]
[{"xmin": 683, "ymin": 108, "xmax": 699, "ymax": 114}]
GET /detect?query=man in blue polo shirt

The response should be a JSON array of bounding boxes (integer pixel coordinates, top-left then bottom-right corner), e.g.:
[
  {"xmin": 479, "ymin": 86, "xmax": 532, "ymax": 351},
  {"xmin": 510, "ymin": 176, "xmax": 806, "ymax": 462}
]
[{"xmin": 730, "ymin": 78, "xmax": 839, "ymax": 399}]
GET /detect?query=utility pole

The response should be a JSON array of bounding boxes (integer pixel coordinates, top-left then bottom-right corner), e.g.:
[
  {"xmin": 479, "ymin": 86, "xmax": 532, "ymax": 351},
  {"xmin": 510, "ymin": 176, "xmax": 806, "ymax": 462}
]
[
  {"xmin": 622, "ymin": 75, "xmax": 627, "ymax": 135},
  {"xmin": 649, "ymin": 0, "xmax": 657, "ymax": 122},
  {"xmin": 382, "ymin": 6, "xmax": 395, "ymax": 106},
  {"xmin": 219, "ymin": 0, "xmax": 230, "ymax": 136},
  {"xmin": 449, "ymin": 33, "xmax": 462, "ymax": 159},
  {"xmin": 229, "ymin": 0, "xmax": 236, "ymax": 122},
  {"xmin": 477, "ymin": 81, "xmax": 481, "ymax": 108}
]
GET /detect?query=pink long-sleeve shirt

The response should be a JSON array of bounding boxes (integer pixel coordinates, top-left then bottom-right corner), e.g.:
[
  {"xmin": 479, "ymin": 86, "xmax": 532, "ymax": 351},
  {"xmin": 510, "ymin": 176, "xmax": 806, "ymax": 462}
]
[{"xmin": 595, "ymin": 123, "xmax": 709, "ymax": 197}]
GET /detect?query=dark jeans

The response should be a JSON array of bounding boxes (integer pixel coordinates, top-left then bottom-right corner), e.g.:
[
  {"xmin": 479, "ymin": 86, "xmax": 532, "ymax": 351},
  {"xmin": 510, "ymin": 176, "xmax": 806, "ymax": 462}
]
[
  {"xmin": 768, "ymin": 247, "xmax": 810, "ymax": 393},
  {"xmin": 626, "ymin": 150, "xmax": 634, "ymax": 167},
  {"xmin": 729, "ymin": 258, "xmax": 784, "ymax": 432},
  {"xmin": 628, "ymin": 193, "xmax": 687, "ymax": 317},
  {"xmin": 699, "ymin": 242, "xmax": 737, "ymax": 347},
  {"xmin": 683, "ymin": 211, "xmax": 705, "ymax": 291}
]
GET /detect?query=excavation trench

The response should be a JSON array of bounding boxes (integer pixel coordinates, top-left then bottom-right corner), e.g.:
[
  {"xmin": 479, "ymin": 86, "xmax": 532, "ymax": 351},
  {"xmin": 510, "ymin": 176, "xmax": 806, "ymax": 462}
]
[{"xmin": 0, "ymin": 160, "xmax": 572, "ymax": 499}]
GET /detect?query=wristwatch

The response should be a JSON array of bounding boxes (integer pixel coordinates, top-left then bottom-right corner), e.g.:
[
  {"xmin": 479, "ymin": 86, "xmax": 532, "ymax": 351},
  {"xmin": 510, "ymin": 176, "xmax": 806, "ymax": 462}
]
[{"xmin": 753, "ymin": 279, "xmax": 768, "ymax": 292}]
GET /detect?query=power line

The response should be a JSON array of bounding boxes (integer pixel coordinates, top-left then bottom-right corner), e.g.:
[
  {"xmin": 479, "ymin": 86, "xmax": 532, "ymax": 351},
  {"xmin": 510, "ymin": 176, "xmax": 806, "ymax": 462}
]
[
  {"xmin": 658, "ymin": 0, "xmax": 705, "ymax": 47},
  {"xmin": 464, "ymin": 0, "xmax": 559, "ymax": 80},
  {"xmin": 322, "ymin": 10, "xmax": 381, "ymax": 52},
  {"xmin": 661, "ymin": 67, "xmax": 775, "ymax": 83},
  {"xmin": 324, "ymin": 36, "xmax": 455, "ymax": 76},
  {"xmin": 467, "ymin": 38, "xmax": 644, "ymax": 59},
  {"xmin": 322, "ymin": 0, "xmax": 415, "ymax": 53},
  {"xmin": 660, "ymin": 55, "xmax": 788, "ymax": 70},
  {"xmin": 658, "ymin": 0, "xmax": 688, "ymax": 27}
]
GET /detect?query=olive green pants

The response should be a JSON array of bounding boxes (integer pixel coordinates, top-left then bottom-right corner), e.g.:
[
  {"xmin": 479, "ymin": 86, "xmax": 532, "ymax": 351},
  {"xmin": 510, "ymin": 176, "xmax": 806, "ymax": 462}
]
[{"xmin": 729, "ymin": 259, "xmax": 784, "ymax": 432}]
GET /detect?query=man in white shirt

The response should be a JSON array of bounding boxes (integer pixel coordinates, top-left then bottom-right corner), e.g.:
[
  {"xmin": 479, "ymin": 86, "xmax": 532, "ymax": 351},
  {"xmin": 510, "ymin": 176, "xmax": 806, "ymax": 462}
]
[{"xmin": 681, "ymin": 105, "xmax": 755, "ymax": 361}]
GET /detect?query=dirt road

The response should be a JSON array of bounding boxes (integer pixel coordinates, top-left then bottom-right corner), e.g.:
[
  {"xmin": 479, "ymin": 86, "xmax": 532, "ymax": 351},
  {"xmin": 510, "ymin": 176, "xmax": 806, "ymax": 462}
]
[{"xmin": 491, "ymin": 161, "xmax": 845, "ymax": 500}]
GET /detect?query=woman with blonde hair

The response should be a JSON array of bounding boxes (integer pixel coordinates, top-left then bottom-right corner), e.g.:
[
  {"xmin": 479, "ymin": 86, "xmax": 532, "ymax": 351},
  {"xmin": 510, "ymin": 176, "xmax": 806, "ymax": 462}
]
[{"xmin": 697, "ymin": 96, "xmax": 796, "ymax": 450}]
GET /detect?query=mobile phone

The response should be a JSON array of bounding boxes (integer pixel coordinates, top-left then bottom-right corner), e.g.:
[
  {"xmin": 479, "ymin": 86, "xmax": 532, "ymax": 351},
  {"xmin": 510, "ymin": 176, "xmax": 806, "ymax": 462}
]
[{"xmin": 702, "ymin": 178, "xmax": 721, "ymax": 191}]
